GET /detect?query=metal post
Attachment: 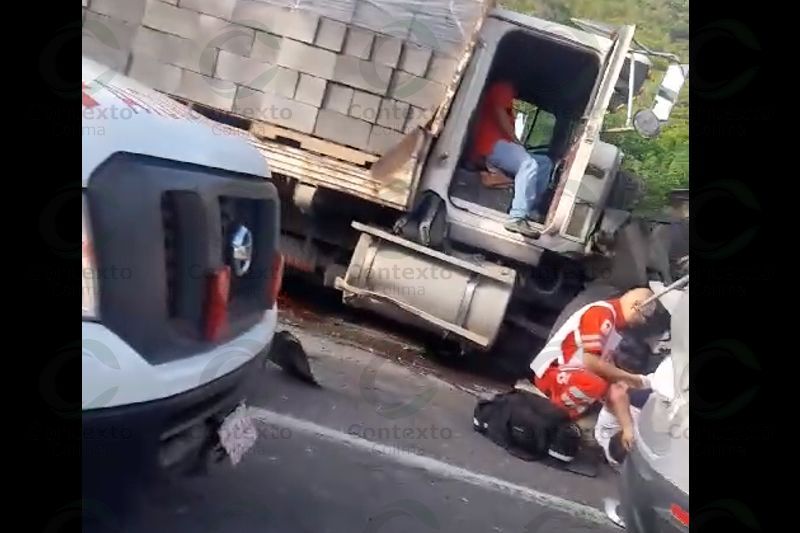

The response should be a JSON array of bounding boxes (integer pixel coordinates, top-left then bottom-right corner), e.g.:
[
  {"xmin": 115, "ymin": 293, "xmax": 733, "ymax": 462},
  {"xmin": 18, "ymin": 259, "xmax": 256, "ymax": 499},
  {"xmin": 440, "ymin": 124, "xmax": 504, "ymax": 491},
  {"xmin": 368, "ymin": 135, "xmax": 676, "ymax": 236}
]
[{"xmin": 626, "ymin": 54, "xmax": 635, "ymax": 127}]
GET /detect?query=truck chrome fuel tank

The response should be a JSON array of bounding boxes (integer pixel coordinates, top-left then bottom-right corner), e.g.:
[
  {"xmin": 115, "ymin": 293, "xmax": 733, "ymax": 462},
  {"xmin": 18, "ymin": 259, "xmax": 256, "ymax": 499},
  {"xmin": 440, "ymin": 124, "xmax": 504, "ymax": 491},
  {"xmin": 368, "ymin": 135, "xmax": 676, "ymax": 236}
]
[{"xmin": 335, "ymin": 223, "xmax": 516, "ymax": 349}]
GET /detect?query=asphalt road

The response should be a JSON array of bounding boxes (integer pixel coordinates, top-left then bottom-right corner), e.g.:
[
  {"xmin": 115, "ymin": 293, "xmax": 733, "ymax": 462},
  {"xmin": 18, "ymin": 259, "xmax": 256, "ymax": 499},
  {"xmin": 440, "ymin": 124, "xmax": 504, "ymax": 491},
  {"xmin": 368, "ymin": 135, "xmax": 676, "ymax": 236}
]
[{"xmin": 87, "ymin": 323, "xmax": 621, "ymax": 533}]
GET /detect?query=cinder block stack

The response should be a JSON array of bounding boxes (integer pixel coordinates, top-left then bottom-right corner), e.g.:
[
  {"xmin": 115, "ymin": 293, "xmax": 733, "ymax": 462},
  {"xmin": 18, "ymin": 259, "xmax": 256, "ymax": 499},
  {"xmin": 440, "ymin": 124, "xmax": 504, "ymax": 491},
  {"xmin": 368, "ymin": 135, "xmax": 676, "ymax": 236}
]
[{"xmin": 81, "ymin": 0, "xmax": 482, "ymax": 155}]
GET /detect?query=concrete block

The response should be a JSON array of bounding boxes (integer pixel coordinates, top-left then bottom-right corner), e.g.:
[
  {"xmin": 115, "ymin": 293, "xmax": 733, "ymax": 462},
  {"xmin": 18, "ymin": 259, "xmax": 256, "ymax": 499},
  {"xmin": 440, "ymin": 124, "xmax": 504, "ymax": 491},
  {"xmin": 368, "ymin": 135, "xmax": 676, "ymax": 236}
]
[
  {"xmin": 407, "ymin": 12, "xmax": 458, "ymax": 54},
  {"xmin": 266, "ymin": 67, "xmax": 299, "ymax": 98},
  {"xmin": 131, "ymin": 27, "xmax": 182, "ymax": 65},
  {"xmin": 233, "ymin": 86, "xmax": 319, "ymax": 133},
  {"xmin": 194, "ymin": 16, "xmax": 254, "ymax": 56},
  {"xmin": 368, "ymin": 125, "xmax": 404, "ymax": 155},
  {"xmin": 250, "ymin": 31, "xmax": 281, "ymax": 63},
  {"xmin": 90, "ymin": 0, "xmax": 146, "ymax": 25},
  {"xmin": 216, "ymin": 51, "xmax": 298, "ymax": 96},
  {"xmin": 399, "ymin": 43, "xmax": 432, "ymax": 77},
  {"xmin": 128, "ymin": 53, "xmax": 181, "ymax": 93},
  {"xmin": 277, "ymin": 38, "xmax": 336, "ymax": 80},
  {"xmin": 142, "ymin": 0, "xmax": 199, "ymax": 38},
  {"xmin": 322, "ymin": 84, "xmax": 354, "ymax": 115},
  {"xmin": 315, "ymin": 18, "xmax": 346, "ymax": 52},
  {"xmin": 349, "ymin": 90, "xmax": 381, "ymax": 123},
  {"xmin": 179, "ymin": 0, "xmax": 236, "ymax": 21},
  {"xmin": 82, "ymin": 34, "xmax": 130, "ymax": 73},
  {"xmin": 231, "ymin": 0, "xmax": 278, "ymax": 32},
  {"xmin": 215, "ymin": 49, "xmax": 271, "ymax": 84},
  {"xmin": 332, "ymin": 55, "xmax": 391, "ymax": 95},
  {"xmin": 343, "ymin": 27, "xmax": 374, "ymax": 60},
  {"xmin": 220, "ymin": 24, "xmax": 256, "ymax": 56},
  {"xmin": 404, "ymin": 106, "xmax": 431, "ymax": 133},
  {"xmin": 175, "ymin": 40, "xmax": 217, "ymax": 75},
  {"xmin": 427, "ymin": 54, "xmax": 459, "ymax": 85},
  {"xmin": 373, "ymin": 35, "xmax": 402, "ymax": 68},
  {"xmin": 311, "ymin": 0, "xmax": 355, "ymax": 24},
  {"xmin": 295, "ymin": 74, "xmax": 327, "ymax": 108},
  {"xmin": 132, "ymin": 27, "xmax": 217, "ymax": 75},
  {"xmin": 376, "ymin": 98, "xmax": 409, "ymax": 131},
  {"xmin": 313, "ymin": 109, "xmax": 371, "ymax": 151},
  {"xmin": 177, "ymin": 70, "xmax": 236, "ymax": 110},
  {"xmin": 273, "ymin": 7, "xmax": 319, "ymax": 44},
  {"xmin": 84, "ymin": 11, "xmax": 137, "ymax": 53},
  {"xmin": 390, "ymin": 71, "xmax": 445, "ymax": 109},
  {"xmin": 352, "ymin": 0, "xmax": 410, "ymax": 36},
  {"xmin": 232, "ymin": 85, "xmax": 261, "ymax": 110}
]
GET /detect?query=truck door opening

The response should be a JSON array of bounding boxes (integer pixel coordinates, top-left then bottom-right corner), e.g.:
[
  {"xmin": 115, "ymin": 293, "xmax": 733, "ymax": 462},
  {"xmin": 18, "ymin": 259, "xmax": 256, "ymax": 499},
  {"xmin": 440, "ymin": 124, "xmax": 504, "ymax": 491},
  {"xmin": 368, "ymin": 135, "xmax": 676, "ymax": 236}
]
[{"xmin": 449, "ymin": 29, "xmax": 601, "ymax": 221}]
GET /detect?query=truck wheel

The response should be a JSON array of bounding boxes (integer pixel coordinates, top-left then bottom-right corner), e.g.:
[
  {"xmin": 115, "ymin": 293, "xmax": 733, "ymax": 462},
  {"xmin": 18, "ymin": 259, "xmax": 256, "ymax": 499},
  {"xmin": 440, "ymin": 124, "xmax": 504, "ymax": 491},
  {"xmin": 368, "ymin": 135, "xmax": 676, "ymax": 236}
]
[{"xmin": 522, "ymin": 254, "xmax": 584, "ymax": 312}]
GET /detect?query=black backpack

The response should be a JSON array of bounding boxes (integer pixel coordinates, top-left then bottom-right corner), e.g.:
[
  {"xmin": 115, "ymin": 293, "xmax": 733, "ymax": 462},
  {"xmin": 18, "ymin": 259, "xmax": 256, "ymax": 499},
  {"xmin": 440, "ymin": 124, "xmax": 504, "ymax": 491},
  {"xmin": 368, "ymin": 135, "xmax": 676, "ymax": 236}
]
[
  {"xmin": 393, "ymin": 191, "xmax": 448, "ymax": 249},
  {"xmin": 473, "ymin": 390, "xmax": 574, "ymax": 462}
]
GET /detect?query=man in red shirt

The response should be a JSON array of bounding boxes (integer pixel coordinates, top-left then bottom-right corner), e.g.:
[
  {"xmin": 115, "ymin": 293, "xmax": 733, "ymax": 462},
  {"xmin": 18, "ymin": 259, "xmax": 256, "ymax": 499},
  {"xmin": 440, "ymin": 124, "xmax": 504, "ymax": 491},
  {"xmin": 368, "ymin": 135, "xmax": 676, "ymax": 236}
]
[
  {"xmin": 529, "ymin": 288, "xmax": 655, "ymax": 436},
  {"xmin": 471, "ymin": 80, "xmax": 553, "ymax": 237}
]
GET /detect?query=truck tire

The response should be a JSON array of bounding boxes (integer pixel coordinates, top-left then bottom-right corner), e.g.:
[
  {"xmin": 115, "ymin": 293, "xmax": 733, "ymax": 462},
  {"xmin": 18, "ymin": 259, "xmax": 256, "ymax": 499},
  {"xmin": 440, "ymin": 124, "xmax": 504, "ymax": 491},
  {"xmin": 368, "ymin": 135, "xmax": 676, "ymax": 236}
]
[
  {"xmin": 607, "ymin": 170, "xmax": 644, "ymax": 211},
  {"xmin": 521, "ymin": 254, "xmax": 584, "ymax": 312}
]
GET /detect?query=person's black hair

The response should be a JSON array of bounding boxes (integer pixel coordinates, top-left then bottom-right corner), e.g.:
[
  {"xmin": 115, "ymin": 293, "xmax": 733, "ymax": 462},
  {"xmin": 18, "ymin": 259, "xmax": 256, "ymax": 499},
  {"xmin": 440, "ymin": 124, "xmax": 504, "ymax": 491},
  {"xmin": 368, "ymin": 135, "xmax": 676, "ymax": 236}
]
[{"xmin": 608, "ymin": 431, "xmax": 629, "ymax": 465}]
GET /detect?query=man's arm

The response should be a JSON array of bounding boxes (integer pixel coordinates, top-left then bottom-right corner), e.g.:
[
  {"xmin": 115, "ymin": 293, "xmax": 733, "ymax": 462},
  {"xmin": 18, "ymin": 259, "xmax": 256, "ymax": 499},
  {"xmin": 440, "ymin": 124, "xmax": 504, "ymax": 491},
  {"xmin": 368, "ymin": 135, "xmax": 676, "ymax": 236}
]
[
  {"xmin": 607, "ymin": 382, "xmax": 635, "ymax": 450},
  {"xmin": 494, "ymin": 106, "xmax": 519, "ymax": 143},
  {"xmin": 583, "ymin": 353, "xmax": 644, "ymax": 388}
]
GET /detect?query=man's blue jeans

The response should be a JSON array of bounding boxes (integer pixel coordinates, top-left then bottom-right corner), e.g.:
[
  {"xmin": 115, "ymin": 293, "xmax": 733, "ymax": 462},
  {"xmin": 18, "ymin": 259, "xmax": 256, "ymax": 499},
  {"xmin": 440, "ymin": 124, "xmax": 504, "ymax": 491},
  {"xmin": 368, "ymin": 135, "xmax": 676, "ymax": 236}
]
[{"xmin": 487, "ymin": 140, "xmax": 553, "ymax": 219}]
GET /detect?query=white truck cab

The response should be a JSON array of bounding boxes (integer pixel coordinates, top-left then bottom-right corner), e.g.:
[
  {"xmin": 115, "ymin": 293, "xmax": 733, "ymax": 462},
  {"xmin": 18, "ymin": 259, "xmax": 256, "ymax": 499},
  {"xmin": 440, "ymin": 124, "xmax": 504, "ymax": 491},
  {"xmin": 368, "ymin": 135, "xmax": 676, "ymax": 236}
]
[{"xmin": 82, "ymin": 57, "xmax": 282, "ymax": 478}]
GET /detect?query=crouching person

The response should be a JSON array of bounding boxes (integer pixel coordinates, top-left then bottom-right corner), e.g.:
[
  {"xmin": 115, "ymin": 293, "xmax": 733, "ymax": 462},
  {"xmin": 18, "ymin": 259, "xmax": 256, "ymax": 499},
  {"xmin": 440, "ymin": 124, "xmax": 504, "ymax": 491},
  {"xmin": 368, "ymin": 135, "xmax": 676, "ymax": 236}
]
[{"xmin": 529, "ymin": 288, "xmax": 656, "ymax": 423}]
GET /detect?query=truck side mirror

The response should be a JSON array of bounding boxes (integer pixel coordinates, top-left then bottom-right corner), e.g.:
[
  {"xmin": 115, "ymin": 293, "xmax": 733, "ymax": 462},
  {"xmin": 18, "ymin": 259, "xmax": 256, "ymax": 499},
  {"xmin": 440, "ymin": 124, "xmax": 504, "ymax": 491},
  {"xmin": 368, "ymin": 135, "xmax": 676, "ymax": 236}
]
[
  {"xmin": 632, "ymin": 63, "xmax": 687, "ymax": 138},
  {"xmin": 651, "ymin": 63, "xmax": 688, "ymax": 122},
  {"xmin": 633, "ymin": 109, "xmax": 661, "ymax": 138}
]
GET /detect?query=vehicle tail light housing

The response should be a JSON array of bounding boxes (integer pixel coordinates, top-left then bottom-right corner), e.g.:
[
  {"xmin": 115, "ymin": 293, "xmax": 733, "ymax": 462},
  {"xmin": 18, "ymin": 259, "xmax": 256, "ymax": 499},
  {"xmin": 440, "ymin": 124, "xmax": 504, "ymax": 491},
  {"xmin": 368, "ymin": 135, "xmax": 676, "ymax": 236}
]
[
  {"xmin": 204, "ymin": 266, "xmax": 231, "ymax": 341},
  {"xmin": 82, "ymin": 195, "xmax": 99, "ymax": 320},
  {"xmin": 265, "ymin": 253, "xmax": 284, "ymax": 309},
  {"xmin": 671, "ymin": 504, "xmax": 689, "ymax": 527}
]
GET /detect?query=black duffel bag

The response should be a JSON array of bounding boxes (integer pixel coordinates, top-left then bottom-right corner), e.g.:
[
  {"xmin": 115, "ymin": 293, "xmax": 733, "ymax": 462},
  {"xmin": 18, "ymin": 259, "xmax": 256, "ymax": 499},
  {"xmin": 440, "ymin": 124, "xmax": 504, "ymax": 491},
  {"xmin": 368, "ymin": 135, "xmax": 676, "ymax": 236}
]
[{"xmin": 473, "ymin": 389, "xmax": 580, "ymax": 463}]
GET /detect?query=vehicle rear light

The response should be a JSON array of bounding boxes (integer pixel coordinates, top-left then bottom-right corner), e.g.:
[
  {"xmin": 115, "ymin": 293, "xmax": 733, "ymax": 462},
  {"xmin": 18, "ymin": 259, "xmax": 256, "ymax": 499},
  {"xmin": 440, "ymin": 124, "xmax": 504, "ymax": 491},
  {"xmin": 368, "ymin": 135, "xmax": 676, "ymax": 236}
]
[
  {"xmin": 204, "ymin": 266, "xmax": 231, "ymax": 341},
  {"xmin": 671, "ymin": 504, "xmax": 689, "ymax": 527},
  {"xmin": 265, "ymin": 253, "xmax": 285, "ymax": 309},
  {"xmin": 82, "ymin": 195, "xmax": 99, "ymax": 320}
]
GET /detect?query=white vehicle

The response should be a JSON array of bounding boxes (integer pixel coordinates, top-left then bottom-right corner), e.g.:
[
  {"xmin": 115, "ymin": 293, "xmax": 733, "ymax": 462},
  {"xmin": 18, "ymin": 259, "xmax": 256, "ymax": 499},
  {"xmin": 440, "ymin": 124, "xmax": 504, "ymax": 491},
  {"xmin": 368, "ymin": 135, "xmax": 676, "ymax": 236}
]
[
  {"xmin": 82, "ymin": 57, "xmax": 282, "ymax": 480},
  {"xmin": 619, "ymin": 286, "xmax": 689, "ymax": 532}
]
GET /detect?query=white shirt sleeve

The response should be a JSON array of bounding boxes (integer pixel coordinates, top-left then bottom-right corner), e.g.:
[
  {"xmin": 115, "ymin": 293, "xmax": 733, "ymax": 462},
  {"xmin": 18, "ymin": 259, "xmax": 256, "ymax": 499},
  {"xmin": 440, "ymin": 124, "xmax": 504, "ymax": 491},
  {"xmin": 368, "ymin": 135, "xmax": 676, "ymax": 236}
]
[{"xmin": 594, "ymin": 405, "xmax": 641, "ymax": 466}]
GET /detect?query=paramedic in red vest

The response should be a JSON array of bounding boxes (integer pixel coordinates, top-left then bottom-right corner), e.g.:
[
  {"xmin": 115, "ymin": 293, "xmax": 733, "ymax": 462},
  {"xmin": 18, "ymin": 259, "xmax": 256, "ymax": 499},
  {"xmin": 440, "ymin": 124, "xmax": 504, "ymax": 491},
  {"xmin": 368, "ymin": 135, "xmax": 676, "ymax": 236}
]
[{"xmin": 529, "ymin": 288, "xmax": 655, "ymax": 429}]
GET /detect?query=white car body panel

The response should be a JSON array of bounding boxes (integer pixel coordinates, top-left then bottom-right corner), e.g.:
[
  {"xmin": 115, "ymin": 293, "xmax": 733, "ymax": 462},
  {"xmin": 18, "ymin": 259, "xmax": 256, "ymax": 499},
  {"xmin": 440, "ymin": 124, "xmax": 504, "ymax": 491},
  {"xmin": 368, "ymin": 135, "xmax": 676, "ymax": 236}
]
[
  {"xmin": 82, "ymin": 57, "xmax": 266, "ymax": 187},
  {"xmin": 82, "ymin": 56, "xmax": 277, "ymax": 411},
  {"xmin": 82, "ymin": 308, "xmax": 277, "ymax": 409}
]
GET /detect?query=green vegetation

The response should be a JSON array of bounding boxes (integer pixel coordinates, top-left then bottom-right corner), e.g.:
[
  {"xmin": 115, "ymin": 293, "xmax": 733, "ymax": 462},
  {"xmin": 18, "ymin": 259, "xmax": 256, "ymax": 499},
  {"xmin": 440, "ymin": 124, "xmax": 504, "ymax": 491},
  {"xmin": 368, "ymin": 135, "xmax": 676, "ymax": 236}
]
[
  {"xmin": 513, "ymin": 100, "xmax": 557, "ymax": 148},
  {"xmin": 500, "ymin": 0, "xmax": 689, "ymax": 211}
]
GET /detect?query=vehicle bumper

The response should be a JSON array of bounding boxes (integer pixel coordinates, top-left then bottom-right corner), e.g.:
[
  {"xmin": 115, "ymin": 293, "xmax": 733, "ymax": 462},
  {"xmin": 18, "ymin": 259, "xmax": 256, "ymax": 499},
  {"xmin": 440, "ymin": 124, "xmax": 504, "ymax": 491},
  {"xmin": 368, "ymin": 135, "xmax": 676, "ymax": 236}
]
[
  {"xmin": 620, "ymin": 444, "xmax": 689, "ymax": 533},
  {"xmin": 82, "ymin": 307, "xmax": 277, "ymax": 408},
  {"xmin": 83, "ymin": 339, "xmax": 268, "ymax": 484}
]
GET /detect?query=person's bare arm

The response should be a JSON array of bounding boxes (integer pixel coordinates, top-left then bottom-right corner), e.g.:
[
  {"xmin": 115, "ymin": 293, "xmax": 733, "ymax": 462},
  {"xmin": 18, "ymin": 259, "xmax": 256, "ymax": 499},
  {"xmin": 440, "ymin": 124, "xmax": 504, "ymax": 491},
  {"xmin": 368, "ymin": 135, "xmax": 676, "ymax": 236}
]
[
  {"xmin": 584, "ymin": 353, "xmax": 644, "ymax": 388},
  {"xmin": 494, "ymin": 106, "xmax": 520, "ymax": 143},
  {"xmin": 607, "ymin": 382, "xmax": 635, "ymax": 450}
]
